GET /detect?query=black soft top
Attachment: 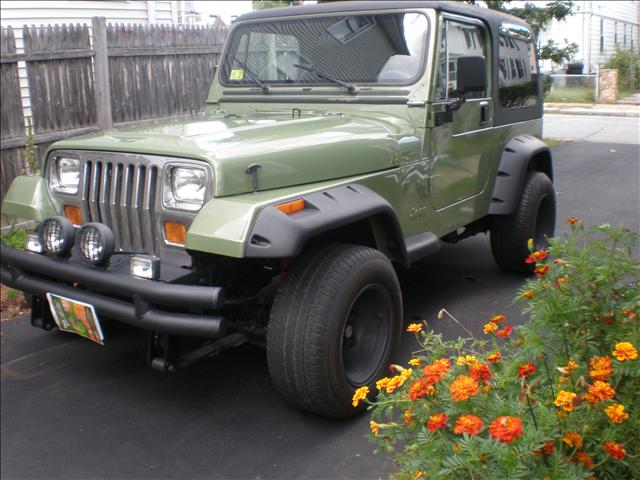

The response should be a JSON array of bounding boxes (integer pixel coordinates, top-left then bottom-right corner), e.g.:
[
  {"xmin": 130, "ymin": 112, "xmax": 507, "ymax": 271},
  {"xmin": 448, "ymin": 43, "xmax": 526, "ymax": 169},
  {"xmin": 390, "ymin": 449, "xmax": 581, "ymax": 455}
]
[{"xmin": 236, "ymin": 1, "xmax": 529, "ymax": 31}]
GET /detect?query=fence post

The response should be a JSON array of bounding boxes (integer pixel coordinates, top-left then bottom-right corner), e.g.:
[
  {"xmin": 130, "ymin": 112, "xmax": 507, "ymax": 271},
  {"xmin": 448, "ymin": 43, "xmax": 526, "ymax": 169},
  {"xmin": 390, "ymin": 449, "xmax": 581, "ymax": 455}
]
[{"xmin": 92, "ymin": 17, "xmax": 112, "ymax": 130}]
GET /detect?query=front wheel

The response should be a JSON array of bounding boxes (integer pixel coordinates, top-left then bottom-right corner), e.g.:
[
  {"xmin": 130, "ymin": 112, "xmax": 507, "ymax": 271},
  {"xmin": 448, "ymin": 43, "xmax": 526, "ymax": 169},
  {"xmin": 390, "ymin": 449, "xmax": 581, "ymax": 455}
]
[
  {"xmin": 490, "ymin": 171, "xmax": 556, "ymax": 273},
  {"xmin": 266, "ymin": 243, "xmax": 402, "ymax": 418}
]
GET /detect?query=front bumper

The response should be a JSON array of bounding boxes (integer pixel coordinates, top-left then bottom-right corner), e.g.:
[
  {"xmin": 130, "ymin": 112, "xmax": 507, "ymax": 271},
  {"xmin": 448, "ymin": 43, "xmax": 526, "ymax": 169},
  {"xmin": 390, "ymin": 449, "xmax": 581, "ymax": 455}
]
[{"xmin": 0, "ymin": 244, "xmax": 226, "ymax": 338}]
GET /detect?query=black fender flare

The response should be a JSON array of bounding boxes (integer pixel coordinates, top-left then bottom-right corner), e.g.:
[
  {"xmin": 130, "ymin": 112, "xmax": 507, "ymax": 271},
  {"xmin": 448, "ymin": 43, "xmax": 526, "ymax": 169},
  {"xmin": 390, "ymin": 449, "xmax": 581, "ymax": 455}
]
[
  {"xmin": 245, "ymin": 184, "xmax": 436, "ymax": 266},
  {"xmin": 489, "ymin": 135, "xmax": 553, "ymax": 215}
]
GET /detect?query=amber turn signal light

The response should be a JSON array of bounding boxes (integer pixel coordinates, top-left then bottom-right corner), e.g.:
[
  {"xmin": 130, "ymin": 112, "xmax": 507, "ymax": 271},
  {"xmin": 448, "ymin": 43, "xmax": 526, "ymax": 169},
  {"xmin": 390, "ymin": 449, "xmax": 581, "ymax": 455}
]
[
  {"xmin": 276, "ymin": 199, "xmax": 305, "ymax": 215},
  {"xmin": 164, "ymin": 221, "xmax": 187, "ymax": 245},
  {"xmin": 64, "ymin": 205, "xmax": 83, "ymax": 226}
]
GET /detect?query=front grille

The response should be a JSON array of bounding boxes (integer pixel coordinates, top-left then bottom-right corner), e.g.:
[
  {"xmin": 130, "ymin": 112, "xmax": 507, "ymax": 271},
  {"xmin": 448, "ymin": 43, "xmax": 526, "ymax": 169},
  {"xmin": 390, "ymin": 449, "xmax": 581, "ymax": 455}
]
[{"xmin": 82, "ymin": 158, "xmax": 158, "ymax": 254}]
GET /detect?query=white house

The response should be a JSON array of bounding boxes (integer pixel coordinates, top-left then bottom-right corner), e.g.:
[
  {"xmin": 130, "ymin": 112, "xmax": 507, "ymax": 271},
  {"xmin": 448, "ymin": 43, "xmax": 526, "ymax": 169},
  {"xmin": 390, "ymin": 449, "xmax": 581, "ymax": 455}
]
[{"xmin": 537, "ymin": 0, "xmax": 639, "ymax": 73}]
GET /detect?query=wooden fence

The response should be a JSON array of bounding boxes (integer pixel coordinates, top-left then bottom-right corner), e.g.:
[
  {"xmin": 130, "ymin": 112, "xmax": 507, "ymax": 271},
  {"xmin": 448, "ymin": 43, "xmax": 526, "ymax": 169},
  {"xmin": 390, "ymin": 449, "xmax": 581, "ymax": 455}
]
[{"xmin": 0, "ymin": 18, "xmax": 227, "ymax": 225}]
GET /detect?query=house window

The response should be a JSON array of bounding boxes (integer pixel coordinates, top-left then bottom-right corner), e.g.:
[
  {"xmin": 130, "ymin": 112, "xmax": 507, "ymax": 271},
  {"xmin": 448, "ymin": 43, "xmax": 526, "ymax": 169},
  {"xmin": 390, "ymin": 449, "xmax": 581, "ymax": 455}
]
[
  {"xmin": 624, "ymin": 24, "xmax": 627, "ymax": 47},
  {"xmin": 600, "ymin": 19, "xmax": 604, "ymax": 53},
  {"xmin": 614, "ymin": 22, "xmax": 618, "ymax": 46}
]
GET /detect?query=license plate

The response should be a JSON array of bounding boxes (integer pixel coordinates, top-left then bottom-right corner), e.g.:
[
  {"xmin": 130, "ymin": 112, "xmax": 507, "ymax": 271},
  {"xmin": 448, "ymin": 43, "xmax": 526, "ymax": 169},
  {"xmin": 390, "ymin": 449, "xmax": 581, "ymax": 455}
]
[{"xmin": 46, "ymin": 293, "xmax": 104, "ymax": 345}]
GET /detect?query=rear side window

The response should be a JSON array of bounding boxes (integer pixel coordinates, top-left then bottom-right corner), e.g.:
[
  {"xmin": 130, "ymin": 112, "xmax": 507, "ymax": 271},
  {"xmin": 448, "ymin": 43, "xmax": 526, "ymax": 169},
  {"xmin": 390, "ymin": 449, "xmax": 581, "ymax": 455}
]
[{"xmin": 498, "ymin": 25, "xmax": 538, "ymax": 109}]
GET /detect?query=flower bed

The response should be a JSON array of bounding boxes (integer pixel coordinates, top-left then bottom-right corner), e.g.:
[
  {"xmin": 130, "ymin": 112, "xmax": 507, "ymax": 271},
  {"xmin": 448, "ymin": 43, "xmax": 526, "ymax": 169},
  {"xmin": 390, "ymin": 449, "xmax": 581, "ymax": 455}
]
[{"xmin": 356, "ymin": 220, "xmax": 639, "ymax": 479}]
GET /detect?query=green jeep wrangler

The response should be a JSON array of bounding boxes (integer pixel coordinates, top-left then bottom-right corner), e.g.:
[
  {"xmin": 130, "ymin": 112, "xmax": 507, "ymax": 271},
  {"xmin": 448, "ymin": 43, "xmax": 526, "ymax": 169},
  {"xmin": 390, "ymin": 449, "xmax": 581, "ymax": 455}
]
[{"xmin": 1, "ymin": 1, "xmax": 555, "ymax": 418}]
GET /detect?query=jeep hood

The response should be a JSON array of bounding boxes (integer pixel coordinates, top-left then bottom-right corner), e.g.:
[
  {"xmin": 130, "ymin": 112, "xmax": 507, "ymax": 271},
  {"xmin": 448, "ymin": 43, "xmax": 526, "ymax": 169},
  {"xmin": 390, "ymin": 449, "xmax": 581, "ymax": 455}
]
[{"xmin": 52, "ymin": 109, "xmax": 421, "ymax": 196}]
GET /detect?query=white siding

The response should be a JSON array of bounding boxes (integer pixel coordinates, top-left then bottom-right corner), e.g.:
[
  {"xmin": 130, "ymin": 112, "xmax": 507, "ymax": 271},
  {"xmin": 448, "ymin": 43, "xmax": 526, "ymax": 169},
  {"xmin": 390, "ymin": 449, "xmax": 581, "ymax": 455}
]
[
  {"xmin": 0, "ymin": 0, "xmax": 178, "ymax": 126},
  {"xmin": 538, "ymin": 1, "xmax": 639, "ymax": 73}
]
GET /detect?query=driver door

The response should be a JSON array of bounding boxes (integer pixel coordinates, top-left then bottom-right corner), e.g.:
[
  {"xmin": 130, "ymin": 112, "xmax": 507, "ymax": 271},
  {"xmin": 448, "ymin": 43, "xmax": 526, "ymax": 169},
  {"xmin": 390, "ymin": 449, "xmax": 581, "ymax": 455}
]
[{"xmin": 428, "ymin": 17, "xmax": 494, "ymax": 211}]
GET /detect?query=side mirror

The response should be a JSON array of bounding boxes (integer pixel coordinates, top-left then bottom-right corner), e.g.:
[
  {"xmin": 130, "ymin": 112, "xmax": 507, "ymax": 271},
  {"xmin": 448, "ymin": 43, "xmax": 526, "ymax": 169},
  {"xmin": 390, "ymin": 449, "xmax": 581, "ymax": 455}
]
[{"xmin": 456, "ymin": 56, "xmax": 486, "ymax": 95}]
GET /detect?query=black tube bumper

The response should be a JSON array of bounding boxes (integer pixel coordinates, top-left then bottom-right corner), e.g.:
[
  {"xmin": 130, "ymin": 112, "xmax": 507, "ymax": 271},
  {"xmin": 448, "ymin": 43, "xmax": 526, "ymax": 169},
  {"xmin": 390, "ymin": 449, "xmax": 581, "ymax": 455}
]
[{"xmin": 1, "ymin": 244, "xmax": 226, "ymax": 338}]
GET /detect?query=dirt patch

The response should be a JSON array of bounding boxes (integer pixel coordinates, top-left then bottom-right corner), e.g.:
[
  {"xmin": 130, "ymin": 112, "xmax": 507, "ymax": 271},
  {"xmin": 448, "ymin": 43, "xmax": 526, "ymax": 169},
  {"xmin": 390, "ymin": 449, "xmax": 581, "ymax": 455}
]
[{"xmin": 1, "ymin": 284, "xmax": 29, "ymax": 321}]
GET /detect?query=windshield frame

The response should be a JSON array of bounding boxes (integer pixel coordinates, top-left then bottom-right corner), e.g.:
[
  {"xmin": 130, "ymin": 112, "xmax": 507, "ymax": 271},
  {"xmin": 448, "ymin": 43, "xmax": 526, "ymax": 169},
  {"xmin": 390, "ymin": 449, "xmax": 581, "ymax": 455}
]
[{"xmin": 218, "ymin": 9, "xmax": 431, "ymax": 91}]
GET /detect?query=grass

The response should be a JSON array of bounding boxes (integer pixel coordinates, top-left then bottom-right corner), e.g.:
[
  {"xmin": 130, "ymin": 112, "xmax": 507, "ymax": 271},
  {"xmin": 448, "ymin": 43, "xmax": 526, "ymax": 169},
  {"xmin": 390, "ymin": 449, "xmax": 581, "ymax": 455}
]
[
  {"xmin": 543, "ymin": 138, "xmax": 569, "ymax": 148},
  {"xmin": 544, "ymin": 87, "xmax": 594, "ymax": 103}
]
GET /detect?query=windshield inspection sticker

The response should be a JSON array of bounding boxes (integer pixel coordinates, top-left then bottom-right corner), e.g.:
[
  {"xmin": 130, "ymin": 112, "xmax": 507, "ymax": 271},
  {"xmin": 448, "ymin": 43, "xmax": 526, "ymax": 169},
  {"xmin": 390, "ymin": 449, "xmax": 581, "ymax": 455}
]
[{"xmin": 230, "ymin": 69, "xmax": 245, "ymax": 80}]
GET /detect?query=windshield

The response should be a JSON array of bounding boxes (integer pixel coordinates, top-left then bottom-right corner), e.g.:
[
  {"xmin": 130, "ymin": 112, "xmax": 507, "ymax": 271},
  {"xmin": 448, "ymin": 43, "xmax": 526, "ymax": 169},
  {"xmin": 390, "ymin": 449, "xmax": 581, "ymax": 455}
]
[{"xmin": 220, "ymin": 12, "xmax": 429, "ymax": 88}]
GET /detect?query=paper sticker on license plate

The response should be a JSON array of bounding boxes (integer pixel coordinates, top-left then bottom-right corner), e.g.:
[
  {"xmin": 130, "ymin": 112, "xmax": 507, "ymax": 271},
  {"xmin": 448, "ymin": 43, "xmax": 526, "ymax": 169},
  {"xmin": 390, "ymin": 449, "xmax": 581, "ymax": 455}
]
[{"xmin": 46, "ymin": 293, "xmax": 104, "ymax": 345}]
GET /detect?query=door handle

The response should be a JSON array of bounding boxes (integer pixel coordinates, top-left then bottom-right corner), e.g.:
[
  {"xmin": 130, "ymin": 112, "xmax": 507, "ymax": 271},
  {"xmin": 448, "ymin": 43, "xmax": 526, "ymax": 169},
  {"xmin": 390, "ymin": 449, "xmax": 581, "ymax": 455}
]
[{"xmin": 479, "ymin": 102, "xmax": 489, "ymax": 124}]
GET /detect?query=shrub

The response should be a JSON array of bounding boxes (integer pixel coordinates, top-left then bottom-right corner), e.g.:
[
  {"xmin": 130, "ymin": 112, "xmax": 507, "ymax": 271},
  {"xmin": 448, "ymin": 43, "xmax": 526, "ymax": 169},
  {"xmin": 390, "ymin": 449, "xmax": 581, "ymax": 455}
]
[
  {"xmin": 357, "ymin": 220, "xmax": 639, "ymax": 479},
  {"xmin": 604, "ymin": 48, "xmax": 640, "ymax": 94}
]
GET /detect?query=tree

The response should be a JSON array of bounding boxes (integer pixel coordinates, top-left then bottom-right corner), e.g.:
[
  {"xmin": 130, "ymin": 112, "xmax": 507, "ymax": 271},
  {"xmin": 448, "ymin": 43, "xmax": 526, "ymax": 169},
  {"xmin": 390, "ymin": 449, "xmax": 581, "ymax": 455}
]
[{"xmin": 463, "ymin": 1, "xmax": 579, "ymax": 64}]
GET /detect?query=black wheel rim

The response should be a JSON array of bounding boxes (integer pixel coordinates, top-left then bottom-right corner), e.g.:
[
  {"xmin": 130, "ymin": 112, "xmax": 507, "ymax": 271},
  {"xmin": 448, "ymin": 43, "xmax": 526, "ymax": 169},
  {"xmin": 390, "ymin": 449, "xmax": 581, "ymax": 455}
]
[
  {"xmin": 340, "ymin": 284, "xmax": 393, "ymax": 386},
  {"xmin": 534, "ymin": 196, "xmax": 554, "ymax": 250}
]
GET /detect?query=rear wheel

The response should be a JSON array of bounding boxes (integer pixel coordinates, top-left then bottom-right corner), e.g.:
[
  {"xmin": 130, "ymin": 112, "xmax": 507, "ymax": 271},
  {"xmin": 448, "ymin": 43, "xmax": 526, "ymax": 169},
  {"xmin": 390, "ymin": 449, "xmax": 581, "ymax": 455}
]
[
  {"xmin": 490, "ymin": 171, "xmax": 556, "ymax": 273},
  {"xmin": 266, "ymin": 243, "xmax": 402, "ymax": 418}
]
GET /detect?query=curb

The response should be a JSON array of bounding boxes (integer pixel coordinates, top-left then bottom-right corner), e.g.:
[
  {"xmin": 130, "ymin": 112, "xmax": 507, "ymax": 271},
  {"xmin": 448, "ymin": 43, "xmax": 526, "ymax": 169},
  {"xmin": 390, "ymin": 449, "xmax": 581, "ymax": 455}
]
[{"xmin": 544, "ymin": 108, "xmax": 639, "ymax": 118}]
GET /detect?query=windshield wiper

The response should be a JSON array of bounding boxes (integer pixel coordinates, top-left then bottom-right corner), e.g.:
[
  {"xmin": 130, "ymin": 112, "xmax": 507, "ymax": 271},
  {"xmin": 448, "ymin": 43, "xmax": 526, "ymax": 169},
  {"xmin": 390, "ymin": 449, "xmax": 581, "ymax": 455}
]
[
  {"xmin": 228, "ymin": 55, "xmax": 269, "ymax": 94},
  {"xmin": 293, "ymin": 63, "xmax": 356, "ymax": 94}
]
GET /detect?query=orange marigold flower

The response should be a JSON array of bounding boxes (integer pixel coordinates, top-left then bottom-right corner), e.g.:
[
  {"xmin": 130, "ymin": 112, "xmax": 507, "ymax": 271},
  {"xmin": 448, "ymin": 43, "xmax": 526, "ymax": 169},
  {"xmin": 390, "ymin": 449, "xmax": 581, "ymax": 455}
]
[
  {"xmin": 483, "ymin": 322, "xmax": 498, "ymax": 334},
  {"xmin": 522, "ymin": 290, "xmax": 535, "ymax": 299},
  {"xmin": 489, "ymin": 416, "xmax": 524, "ymax": 443},
  {"xmin": 469, "ymin": 363, "xmax": 493, "ymax": 384},
  {"xmin": 573, "ymin": 451, "xmax": 594, "ymax": 469},
  {"xmin": 456, "ymin": 355, "xmax": 478, "ymax": 366},
  {"xmin": 604, "ymin": 403, "xmax": 629, "ymax": 424},
  {"xmin": 534, "ymin": 265, "xmax": 549, "ymax": 276},
  {"xmin": 613, "ymin": 342, "xmax": 638, "ymax": 361},
  {"xmin": 588, "ymin": 356, "xmax": 612, "ymax": 381},
  {"xmin": 623, "ymin": 309, "xmax": 636, "ymax": 319},
  {"xmin": 406, "ymin": 323, "xmax": 423, "ymax": 333},
  {"xmin": 495, "ymin": 325, "xmax": 513, "ymax": 338},
  {"xmin": 432, "ymin": 358, "xmax": 452, "ymax": 375},
  {"xmin": 450, "ymin": 375, "xmax": 480, "ymax": 402},
  {"xmin": 408, "ymin": 357, "xmax": 422, "ymax": 367},
  {"xmin": 587, "ymin": 381, "xmax": 615, "ymax": 402},
  {"xmin": 538, "ymin": 440, "xmax": 554, "ymax": 455},
  {"xmin": 370, "ymin": 421, "xmax": 381, "ymax": 436},
  {"xmin": 567, "ymin": 216, "xmax": 579, "ymax": 224},
  {"xmin": 555, "ymin": 277, "xmax": 569, "ymax": 287},
  {"xmin": 403, "ymin": 409, "xmax": 415, "ymax": 426},
  {"xmin": 487, "ymin": 352, "xmax": 502, "ymax": 364},
  {"xmin": 518, "ymin": 363, "xmax": 537, "ymax": 378},
  {"xmin": 352, "ymin": 386, "xmax": 369, "ymax": 407},
  {"xmin": 454, "ymin": 415, "xmax": 484, "ymax": 435},
  {"xmin": 562, "ymin": 432, "xmax": 583, "ymax": 449},
  {"xmin": 566, "ymin": 360, "xmax": 579, "ymax": 371},
  {"xmin": 554, "ymin": 391, "xmax": 577, "ymax": 412},
  {"xmin": 604, "ymin": 441, "xmax": 627, "ymax": 460},
  {"xmin": 422, "ymin": 366, "xmax": 443, "ymax": 385},
  {"xmin": 490, "ymin": 314, "xmax": 506, "ymax": 324},
  {"xmin": 408, "ymin": 378, "xmax": 436, "ymax": 401},
  {"xmin": 525, "ymin": 254, "xmax": 536, "ymax": 264},
  {"xmin": 427, "ymin": 413, "xmax": 448, "ymax": 431},
  {"xmin": 533, "ymin": 250, "xmax": 549, "ymax": 261}
]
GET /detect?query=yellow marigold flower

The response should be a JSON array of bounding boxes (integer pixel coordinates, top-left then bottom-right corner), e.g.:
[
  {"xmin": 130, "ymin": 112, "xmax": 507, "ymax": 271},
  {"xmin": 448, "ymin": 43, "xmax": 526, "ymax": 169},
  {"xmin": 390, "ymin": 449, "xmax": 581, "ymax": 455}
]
[
  {"xmin": 483, "ymin": 322, "xmax": 498, "ymax": 334},
  {"xmin": 522, "ymin": 290, "xmax": 534, "ymax": 299},
  {"xmin": 352, "ymin": 386, "xmax": 369, "ymax": 407},
  {"xmin": 385, "ymin": 369, "xmax": 412, "ymax": 394},
  {"xmin": 554, "ymin": 391, "xmax": 577, "ymax": 412},
  {"xmin": 376, "ymin": 377, "xmax": 390, "ymax": 391},
  {"xmin": 566, "ymin": 360, "xmax": 578, "ymax": 371},
  {"xmin": 370, "ymin": 421, "xmax": 381, "ymax": 436},
  {"xmin": 408, "ymin": 357, "xmax": 421, "ymax": 367},
  {"xmin": 562, "ymin": 432, "xmax": 583, "ymax": 449},
  {"xmin": 605, "ymin": 403, "xmax": 629, "ymax": 424},
  {"xmin": 456, "ymin": 355, "xmax": 478, "ymax": 366},
  {"xmin": 613, "ymin": 342, "xmax": 638, "ymax": 361},
  {"xmin": 406, "ymin": 323, "xmax": 423, "ymax": 333},
  {"xmin": 403, "ymin": 409, "xmax": 415, "ymax": 426},
  {"xmin": 567, "ymin": 216, "xmax": 579, "ymax": 224},
  {"xmin": 414, "ymin": 471, "xmax": 426, "ymax": 479}
]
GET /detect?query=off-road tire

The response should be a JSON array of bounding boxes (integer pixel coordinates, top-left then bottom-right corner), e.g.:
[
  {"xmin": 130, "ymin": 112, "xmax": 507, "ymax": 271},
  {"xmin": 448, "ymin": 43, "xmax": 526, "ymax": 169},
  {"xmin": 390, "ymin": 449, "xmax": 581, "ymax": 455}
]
[
  {"xmin": 490, "ymin": 171, "xmax": 556, "ymax": 273},
  {"xmin": 267, "ymin": 243, "xmax": 402, "ymax": 418}
]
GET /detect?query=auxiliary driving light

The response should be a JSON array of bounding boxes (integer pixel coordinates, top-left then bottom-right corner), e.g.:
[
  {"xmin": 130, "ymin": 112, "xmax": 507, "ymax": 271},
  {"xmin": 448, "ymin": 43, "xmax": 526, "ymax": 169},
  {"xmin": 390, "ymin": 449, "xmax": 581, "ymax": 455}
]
[
  {"xmin": 40, "ymin": 216, "xmax": 75, "ymax": 257},
  {"xmin": 130, "ymin": 255, "xmax": 160, "ymax": 279},
  {"xmin": 77, "ymin": 223, "xmax": 115, "ymax": 265},
  {"xmin": 25, "ymin": 233, "xmax": 44, "ymax": 254}
]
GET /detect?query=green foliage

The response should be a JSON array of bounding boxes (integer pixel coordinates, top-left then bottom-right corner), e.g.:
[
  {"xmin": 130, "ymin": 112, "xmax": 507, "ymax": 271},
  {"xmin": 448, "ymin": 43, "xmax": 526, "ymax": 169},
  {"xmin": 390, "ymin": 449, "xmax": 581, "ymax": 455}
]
[
  {"xmin": 365, "ymin": 222, "xmax": 640, "ymax": 480},
  {"xmin": 463, "ymin": 1, "xmax": 578, "ymax": 64},
  {"xmin": 604, "ymin": 48, "xmax": 640, "ymax": 92},
  {"xmin": 544, "ymin": 86, "xmax": 594, "ymax": 103},
  {"xmin": 251, "ymin": 0, "xmax": 300, "ymax": 9},
  {"xmin": 1, "ymin": 225, "xmax": 28, "ymax": 250},
  {"xmin": 24, "ymin": 118, "xmax": 39, "ymax": 175}
]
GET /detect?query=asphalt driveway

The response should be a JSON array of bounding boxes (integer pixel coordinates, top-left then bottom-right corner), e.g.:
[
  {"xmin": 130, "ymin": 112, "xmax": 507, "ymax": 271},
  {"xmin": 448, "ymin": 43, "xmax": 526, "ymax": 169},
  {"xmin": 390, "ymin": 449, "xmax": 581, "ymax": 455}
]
[{"xmin": 1, "ymin": 140, "xmax": 639, "ymax": 480}]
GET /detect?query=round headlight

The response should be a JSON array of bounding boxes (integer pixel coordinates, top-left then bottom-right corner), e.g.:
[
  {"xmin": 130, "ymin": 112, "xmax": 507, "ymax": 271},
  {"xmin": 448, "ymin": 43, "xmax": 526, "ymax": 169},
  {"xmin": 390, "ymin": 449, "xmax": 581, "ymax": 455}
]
[
  {"xmin": 40, "ymin": 216, "xmax": 75, "ymax": 257},
  {"xmin": 77, "ymin": 223, "xmax": 115, "ymax": 265}
]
